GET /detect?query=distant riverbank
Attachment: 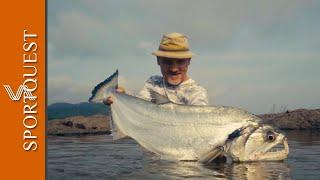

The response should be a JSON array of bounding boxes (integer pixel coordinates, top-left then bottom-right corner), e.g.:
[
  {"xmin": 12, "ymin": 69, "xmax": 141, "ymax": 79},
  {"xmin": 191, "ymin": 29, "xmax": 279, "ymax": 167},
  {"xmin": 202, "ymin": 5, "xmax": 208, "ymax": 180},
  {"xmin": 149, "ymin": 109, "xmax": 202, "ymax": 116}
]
[
  {"xmin": 259, "ymin": 108, "xmax": 320, "ymax": 130},
  {"xmin": 48, "ymin": 108, "xmax": 320, "ymax": 136},
  {"xmin": 48, "ymin": 115, "xmax": 111, "ymax": 136}
]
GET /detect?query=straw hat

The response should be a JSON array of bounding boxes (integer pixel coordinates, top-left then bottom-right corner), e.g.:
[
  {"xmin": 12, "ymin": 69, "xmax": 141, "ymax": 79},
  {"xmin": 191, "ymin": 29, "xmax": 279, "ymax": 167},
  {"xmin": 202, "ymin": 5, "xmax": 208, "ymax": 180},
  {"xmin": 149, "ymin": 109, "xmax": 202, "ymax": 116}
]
[{"xmin": 152, "ymin": 32, "xmax": 194, "ymax": 59}]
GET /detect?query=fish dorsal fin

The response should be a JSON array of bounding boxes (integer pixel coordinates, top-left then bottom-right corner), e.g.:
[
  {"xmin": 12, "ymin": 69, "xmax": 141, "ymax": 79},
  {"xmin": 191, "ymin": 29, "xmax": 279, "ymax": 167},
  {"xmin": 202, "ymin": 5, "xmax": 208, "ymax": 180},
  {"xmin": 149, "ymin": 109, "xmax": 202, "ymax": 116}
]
[{"xmin": 150, "ymin": 91, "xmax": 171, "ymax": 105}]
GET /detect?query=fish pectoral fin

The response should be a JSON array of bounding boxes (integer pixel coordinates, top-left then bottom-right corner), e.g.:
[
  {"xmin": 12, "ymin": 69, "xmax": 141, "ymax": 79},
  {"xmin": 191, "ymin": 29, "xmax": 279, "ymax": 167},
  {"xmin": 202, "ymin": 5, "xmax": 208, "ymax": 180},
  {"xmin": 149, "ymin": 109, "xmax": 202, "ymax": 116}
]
[
  {"xmin": 199, "ymin": 146, "xmax": 225, "ymax": 164},
  {"xmin": 150, "ymin": 91, "xmax": 171, "ymax": 105}
]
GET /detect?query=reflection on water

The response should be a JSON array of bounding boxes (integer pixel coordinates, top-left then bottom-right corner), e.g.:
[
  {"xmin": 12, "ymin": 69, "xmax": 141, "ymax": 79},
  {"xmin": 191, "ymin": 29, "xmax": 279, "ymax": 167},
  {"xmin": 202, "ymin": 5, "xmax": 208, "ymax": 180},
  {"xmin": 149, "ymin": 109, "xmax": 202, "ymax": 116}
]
[
  {"xmin": 228, "ymin": 162, "xmax": 290, "ymax": 179},
  {"xmin": 48, "ymin": 131, "xmax": 320, "ymax": 179},
  {"xmin": 119, "ymin": 158, "xmax": 290, "ymax": 179}
]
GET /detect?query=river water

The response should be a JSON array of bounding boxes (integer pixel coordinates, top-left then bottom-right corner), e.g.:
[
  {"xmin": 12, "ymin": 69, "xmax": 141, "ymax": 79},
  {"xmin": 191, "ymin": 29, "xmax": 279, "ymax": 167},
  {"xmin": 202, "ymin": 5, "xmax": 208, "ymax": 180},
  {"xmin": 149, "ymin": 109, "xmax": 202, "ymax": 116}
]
[{"xmin": 48, "ymin": 131, "xmax": 320, "ymax": 179}]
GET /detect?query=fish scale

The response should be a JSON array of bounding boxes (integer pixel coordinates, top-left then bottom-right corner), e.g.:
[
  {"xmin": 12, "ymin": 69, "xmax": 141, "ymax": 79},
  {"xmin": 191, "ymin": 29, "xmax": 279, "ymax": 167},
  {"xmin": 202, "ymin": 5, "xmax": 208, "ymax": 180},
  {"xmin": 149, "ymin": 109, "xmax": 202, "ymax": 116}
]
[{"xmin": 96, "ymin": 90, "xmax": 259, "ymax": 160}]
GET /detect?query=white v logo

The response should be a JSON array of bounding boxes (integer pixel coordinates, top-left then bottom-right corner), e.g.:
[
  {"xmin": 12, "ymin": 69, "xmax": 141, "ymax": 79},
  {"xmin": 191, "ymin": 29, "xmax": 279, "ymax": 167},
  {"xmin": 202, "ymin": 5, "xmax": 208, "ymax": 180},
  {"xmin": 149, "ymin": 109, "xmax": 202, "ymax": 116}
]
[{"xmin": 3, "ymin": 85, "xmax": 35, "ymax": 101}]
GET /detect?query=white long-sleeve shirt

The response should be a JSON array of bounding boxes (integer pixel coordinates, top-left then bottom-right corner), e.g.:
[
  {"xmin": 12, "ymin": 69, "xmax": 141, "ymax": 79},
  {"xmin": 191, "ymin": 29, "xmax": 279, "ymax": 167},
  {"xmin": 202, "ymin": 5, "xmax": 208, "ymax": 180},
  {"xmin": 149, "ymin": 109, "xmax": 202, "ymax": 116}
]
[{"xmin": 138, "ymin": 75, "xmax": 209, "ymax": 105}]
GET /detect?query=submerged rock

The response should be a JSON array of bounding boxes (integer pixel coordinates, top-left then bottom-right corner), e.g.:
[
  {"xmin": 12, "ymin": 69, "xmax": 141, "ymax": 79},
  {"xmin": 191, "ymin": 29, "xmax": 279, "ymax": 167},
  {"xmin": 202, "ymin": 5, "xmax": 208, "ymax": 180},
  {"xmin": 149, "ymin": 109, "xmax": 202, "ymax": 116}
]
[
  {"xmin": 62, "ymin": 121, "xmax": 73, "ymax": 127},
  {"xmin": 75, "ymin": 123, "xmax": 86, "ymax": 129}
]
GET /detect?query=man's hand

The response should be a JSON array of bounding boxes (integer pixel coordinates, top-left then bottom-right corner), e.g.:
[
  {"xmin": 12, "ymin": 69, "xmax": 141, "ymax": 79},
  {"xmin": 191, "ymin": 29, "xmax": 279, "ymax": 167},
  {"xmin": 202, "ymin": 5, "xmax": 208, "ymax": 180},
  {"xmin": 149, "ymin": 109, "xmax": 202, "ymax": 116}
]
[{"xmin": 103, "ymin": 86, "xmax": 125, "ymax": 105}]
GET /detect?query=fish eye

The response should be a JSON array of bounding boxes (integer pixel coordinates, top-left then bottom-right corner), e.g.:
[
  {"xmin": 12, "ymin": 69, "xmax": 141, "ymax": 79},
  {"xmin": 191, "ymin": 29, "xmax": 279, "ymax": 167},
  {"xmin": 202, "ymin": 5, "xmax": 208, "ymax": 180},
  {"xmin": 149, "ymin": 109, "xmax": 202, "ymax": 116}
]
[
  {"xmin": 268, "ymin": 135, "xmax": 274, "ymax": 141},
  {"xmin": 266, "ymin": 131, "xmax": 275, "ymax": 142}
]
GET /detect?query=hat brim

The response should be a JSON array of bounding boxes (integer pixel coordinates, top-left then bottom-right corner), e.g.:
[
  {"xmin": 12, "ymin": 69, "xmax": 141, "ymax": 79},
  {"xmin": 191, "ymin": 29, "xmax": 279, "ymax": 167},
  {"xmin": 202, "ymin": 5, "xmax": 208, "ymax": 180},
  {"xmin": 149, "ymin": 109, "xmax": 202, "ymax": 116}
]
[{"xmin": 152, "ymin": 50, "xmax": 194, "ymax": 59}]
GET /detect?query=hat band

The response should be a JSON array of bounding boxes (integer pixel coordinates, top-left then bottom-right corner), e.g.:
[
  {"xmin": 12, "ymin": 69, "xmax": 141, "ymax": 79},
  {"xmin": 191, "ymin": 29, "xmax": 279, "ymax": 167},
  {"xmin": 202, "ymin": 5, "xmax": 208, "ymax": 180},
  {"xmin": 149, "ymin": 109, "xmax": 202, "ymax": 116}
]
[{"xmin": 158, "ymin": 47, "xmax": 190, "ymax": 52}]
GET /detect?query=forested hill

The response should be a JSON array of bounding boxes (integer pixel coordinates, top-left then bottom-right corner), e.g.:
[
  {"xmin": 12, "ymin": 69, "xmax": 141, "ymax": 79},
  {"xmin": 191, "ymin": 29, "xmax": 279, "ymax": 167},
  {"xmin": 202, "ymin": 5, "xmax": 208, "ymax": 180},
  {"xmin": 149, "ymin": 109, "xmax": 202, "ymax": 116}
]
[{"xmin": 48, "ymin": 102, "xmax": 110, "ymax": 120}]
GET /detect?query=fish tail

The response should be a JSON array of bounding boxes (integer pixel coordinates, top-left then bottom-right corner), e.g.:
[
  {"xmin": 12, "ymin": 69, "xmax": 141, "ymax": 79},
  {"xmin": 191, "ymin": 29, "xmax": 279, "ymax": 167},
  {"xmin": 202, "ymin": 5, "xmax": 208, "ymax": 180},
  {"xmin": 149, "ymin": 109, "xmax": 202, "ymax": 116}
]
[
  {"xmin": 88, "ymin": 70, "xmax": 127, "ymax": 140},
  {"xmin": 88, "ymin": 70, "xmax": 119, "ymax": 103}
]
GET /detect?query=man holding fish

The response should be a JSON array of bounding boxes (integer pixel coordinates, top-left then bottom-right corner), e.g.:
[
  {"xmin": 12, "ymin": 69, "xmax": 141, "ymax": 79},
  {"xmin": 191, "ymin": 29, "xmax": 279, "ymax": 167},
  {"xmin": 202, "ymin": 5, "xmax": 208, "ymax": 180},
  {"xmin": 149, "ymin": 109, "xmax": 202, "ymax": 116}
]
[
  {"xmin": 104, "ymin": 32, "xmax": 209, "ymax": 106},
  {"xmin": 90, "ymin": 33, "xmax": 289, "ymax": 163}
]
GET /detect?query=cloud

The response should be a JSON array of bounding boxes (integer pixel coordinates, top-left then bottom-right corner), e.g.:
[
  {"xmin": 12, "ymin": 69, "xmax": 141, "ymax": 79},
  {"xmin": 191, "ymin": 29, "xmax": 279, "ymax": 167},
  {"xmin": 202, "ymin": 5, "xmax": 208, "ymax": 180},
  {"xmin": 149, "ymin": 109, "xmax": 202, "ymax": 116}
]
[
  {"xmin": 48, "ymin": 0, "xmax": 317, "ymax": 58},
  {"xmin": 49, "ymin": 10, "xmax": 109, "ymax": 57},
  {"xmin": 137, "ymin": 41, "xmax": 154, "ymax": 50},
  {"xmin": 48, "ymin": 75, "xmax": 93, "ymax": 104},
  {"xmin": 214, "ymin": 82, "xmax": 320, "ymax": 114}
]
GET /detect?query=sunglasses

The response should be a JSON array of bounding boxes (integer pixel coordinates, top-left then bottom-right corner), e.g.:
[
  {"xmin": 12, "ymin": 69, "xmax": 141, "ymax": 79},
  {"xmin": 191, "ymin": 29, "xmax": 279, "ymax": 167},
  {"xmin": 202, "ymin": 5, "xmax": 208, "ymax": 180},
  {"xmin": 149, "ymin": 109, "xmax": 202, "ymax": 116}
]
[{"xmin": 159, "ymin": 58, "xmax": 190, "ymax": 67}]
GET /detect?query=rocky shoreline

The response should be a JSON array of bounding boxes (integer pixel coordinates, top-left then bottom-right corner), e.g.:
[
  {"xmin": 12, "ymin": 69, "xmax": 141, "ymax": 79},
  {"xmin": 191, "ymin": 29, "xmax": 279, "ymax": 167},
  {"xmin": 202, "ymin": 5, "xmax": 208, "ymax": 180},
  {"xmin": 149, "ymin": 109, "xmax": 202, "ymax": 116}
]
[
  {"xmin": 48, "ymin": 115, "xmax": 111, "ymax": 136},
  {"xmin": 48, "ymin": 108, "xmax": 320, "ymax": 136},
  {"xmin": 259, "ymin": 108, "xmax": 320, "ymax": 130}
]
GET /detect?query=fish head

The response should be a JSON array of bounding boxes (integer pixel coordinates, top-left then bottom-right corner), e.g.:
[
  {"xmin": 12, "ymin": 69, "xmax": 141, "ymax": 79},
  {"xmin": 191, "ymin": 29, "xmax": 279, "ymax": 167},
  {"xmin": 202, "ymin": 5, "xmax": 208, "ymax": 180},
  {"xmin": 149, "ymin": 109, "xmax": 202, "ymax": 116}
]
[{"xmin": 229, "ymin": 125, "xmax": 289, "ymax": 162}]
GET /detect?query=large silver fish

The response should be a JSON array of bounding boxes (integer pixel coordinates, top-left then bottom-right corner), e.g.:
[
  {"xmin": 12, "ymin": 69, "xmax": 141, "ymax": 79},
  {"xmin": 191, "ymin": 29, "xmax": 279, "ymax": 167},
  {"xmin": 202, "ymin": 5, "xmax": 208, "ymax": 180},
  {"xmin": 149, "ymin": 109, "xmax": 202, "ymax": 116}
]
[{"xmin": 89, "ymin": 71, "xmax": 289, "ymax": 163}]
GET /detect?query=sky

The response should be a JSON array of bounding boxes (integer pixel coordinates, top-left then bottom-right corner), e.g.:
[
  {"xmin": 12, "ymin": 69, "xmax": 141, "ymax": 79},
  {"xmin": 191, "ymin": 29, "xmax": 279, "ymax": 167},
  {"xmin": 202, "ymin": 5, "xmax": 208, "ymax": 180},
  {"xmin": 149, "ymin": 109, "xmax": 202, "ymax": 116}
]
[{"xmin": 48, "ymin": 0, "xmax": 320, "ymax": 114}]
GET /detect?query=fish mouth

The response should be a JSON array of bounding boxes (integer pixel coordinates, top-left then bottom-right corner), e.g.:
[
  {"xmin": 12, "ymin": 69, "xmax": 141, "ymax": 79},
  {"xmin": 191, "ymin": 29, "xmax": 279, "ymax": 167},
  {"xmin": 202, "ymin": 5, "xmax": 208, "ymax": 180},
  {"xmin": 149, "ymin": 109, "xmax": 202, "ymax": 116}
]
[{"xmin": 254, "ymin": 137, "xmax": 289, "ymax": 161}]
